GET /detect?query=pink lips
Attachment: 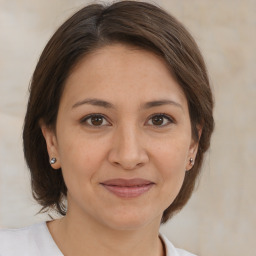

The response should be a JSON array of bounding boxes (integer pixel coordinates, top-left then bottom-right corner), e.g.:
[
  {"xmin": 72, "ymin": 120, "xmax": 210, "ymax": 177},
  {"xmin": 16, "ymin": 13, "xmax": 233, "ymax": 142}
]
[{"xmin": 100, "ymin": 178, "xmax": 154, "ymax": 198}]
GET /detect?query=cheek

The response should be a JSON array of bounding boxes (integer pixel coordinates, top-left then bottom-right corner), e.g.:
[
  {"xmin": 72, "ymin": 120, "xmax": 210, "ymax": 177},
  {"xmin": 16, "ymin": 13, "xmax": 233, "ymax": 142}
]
[
  {"xmin": 151, "ymin": 137, "xmax": 190, "ymax": 200},
  {"xmin": 58, "ymin": 124, "xmax": 106, "ymax": 165},
  {"xmin": 158, "ymin": 146, "xmax": 187, "ymax": 187},
  {"xmin": 57, "ymin": 133, "xmax": 107, "ymax": 189},
  {"xmin": 153, "ymin": 136, "xmax": 190, "ymax": 174}
]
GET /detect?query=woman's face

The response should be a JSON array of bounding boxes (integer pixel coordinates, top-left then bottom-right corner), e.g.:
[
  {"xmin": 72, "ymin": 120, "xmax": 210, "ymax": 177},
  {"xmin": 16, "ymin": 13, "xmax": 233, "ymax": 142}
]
[{"xmin": 42, "ymin": 44, "xmax": 198, "ymax": 230}]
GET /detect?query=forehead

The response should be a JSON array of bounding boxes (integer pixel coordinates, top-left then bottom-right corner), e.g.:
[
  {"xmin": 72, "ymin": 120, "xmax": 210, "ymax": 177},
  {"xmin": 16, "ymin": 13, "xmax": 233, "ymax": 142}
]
[{"xmin": 61, "ymin": 43, "xmax": 187, "ymax": 109}]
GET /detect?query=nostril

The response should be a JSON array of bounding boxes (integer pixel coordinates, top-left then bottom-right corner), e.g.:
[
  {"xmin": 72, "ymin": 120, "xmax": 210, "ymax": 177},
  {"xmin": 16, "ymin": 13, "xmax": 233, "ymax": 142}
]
[{"xmin": 113, "ymin": 161, "xmax": 120, "ymax": 166}]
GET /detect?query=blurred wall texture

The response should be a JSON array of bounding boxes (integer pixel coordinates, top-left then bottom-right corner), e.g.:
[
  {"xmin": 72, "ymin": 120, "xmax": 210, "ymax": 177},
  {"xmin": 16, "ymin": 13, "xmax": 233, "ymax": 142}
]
[{"xmin": 0, "ymin": 1, "xmax": 255, "ymax": 255}]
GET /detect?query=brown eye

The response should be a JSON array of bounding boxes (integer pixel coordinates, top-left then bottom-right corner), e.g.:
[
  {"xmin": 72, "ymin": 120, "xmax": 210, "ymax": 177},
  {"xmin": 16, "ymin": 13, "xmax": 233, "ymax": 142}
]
[
  {"xmin": 81, "ymin": 114, "xmax": 109, "ymax": 127},
  {"xmin": 152, "ymin": 115, "xmax": 164, "ymax": 125},
  {"xmin": 147, "ymin": 114, "xmax": 173, "ymax": 127},
  {"xmin": 91, "ymin": 116, "xmax": 103, "ymax": 126}
]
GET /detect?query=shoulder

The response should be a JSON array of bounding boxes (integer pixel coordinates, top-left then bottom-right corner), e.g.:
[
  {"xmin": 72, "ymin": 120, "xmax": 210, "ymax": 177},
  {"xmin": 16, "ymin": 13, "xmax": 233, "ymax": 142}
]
[
  {"xmin": 0, "ymin": 222, "xmax": 62, "ymax": 256},
  {"xmin": 160, "ymin": 234, "xmax": 198, "ymax": 256},
  {"xmin": 0, "ymin": 222, "xmax": 46, "ymax": 255}
]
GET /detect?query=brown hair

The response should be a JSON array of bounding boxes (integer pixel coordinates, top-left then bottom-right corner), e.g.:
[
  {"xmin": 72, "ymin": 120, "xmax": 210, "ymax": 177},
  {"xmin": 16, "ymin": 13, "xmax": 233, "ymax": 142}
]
[{"xmin": 23, "ymin": 1, "xmax": 214, "ymax": 223}]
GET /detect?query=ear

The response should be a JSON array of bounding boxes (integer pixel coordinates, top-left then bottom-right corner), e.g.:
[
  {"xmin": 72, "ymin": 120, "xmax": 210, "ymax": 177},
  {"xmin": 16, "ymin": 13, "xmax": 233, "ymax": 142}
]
[
  {"xmin": 40, "ymin": 121, "xmax": 61, "ymax": 169},
  {"xmin": 186, "ymin": 125, "xmax": 202, "ymax": 171}
]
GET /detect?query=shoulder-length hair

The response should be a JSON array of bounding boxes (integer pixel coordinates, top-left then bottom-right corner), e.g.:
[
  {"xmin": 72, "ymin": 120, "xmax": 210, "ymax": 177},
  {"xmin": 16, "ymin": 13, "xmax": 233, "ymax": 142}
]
[{"xmin": 23, "ymin": 0, "xmax": 214, "ymax": 223}]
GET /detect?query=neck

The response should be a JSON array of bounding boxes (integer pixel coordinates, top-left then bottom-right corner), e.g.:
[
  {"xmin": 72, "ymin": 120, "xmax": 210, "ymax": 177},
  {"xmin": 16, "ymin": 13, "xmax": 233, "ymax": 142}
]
[{"xmin": 47, "ymin": 210, "xmax": 164, "ymax": 256}]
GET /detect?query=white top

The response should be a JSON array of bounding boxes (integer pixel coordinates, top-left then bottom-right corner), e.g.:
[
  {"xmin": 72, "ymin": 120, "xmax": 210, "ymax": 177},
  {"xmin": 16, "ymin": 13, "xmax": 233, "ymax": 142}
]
[{"xmin": 0, "ymin": 222, "xmax": 197, "ymax": 256}]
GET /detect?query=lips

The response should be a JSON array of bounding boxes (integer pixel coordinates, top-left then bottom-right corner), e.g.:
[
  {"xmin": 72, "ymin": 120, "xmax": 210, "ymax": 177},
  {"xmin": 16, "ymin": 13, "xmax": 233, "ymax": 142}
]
[{"xmin": 100, "ymin": 178, "xmax": 155, "ymax": 198}]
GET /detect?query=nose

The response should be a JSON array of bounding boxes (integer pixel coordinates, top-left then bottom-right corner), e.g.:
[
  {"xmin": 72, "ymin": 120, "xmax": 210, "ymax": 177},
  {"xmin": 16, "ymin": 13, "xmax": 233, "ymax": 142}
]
[{"xmin": 108, "ymin": 124, "xmax": 149, "ymax": 170}]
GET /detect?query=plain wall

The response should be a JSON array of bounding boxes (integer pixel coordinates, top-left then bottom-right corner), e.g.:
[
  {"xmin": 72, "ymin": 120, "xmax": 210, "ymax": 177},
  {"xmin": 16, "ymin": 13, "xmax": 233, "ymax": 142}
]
[{"xmin": 0, "ymin": 0, "xmax": 255, "ymax": 255}]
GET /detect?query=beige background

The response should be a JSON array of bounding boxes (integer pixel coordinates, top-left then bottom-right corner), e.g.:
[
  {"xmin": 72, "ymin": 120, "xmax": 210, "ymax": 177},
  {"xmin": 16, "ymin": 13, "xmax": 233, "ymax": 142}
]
[{"xmin": 0, "ymin": 0, "xmax": 255, "ymax": 255}]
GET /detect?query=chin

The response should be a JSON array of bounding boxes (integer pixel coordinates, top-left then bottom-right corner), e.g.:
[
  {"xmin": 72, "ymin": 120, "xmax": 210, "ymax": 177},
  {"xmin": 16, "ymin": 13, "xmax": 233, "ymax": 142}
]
[{"xmin": 100, "ymin": 209, "xmax": 161, "ymax": 231}]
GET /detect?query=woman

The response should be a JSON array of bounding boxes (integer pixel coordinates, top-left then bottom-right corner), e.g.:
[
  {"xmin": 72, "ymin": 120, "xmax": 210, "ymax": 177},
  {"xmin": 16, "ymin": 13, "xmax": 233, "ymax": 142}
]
[{"xmin": 0, "ymin": 1, "xmax": 214, "ymax": 255}]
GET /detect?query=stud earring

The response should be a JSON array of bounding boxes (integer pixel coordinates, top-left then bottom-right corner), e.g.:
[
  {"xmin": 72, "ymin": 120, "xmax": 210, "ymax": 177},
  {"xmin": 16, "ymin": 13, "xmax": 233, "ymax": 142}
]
[
  {"xmin": 189, "ymin": 158, "xmax": 194, "ymax": 166},
  {"xmin": 50, "ymin": 158, "xmax": 57, "ymax": 165}
]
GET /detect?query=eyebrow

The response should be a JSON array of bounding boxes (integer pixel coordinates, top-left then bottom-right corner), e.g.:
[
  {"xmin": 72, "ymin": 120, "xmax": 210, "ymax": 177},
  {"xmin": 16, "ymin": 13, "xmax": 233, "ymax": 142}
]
[
  {"xmin": 72, "ymin": 98, "xmax": 114, "ymax": 109},
  {"xmin": 143, "ymin": 99, "xmax": 183, "ymax": 110},
  {"xmin": 72, "ymin": 98, "xmax": 183, "ymax": 110}
]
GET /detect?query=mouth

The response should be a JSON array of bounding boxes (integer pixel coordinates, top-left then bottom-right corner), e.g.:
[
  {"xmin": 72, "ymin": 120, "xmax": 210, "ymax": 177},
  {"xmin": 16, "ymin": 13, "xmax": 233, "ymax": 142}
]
[{"xmin": 100, "ymin": 178, "xmax": 155, "ymax": 198}]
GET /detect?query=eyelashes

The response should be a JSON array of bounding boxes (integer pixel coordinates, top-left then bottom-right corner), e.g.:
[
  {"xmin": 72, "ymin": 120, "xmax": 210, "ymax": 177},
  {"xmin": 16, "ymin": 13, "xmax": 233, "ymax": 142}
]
[
  {"xmin": 81, "ymin": 114, "xmax": 110, "ymax": 127},
  {"xmin": 147, "ymin": 113, "xmax": 174, "ymax": 127},
  {"xmin": 80, "ymin": 113, "xmax": 175, "ymax": 128}
]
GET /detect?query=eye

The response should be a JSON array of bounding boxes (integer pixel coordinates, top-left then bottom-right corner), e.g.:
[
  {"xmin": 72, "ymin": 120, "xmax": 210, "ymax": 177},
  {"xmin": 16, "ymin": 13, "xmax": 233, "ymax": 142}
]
[
  {"xmin": 147, "ymin": 113, "xmax": 174, "ymax": 127},
  {"xmin": 81, "ymin": 114, "xmax": 110, "ymax": 127}
]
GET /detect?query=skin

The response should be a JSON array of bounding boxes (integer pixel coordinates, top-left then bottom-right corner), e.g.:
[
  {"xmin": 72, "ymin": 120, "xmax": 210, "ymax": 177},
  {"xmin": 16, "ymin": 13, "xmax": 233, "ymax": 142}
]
[{"xmin": 41, "ymin": 44, "xmax": 199, "ymax": 256}]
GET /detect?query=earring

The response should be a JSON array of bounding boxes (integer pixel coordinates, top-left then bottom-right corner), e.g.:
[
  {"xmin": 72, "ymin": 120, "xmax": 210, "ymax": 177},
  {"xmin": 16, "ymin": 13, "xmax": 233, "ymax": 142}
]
[
  {"xmin": 50, "ymin": 157, "xmax": 57, "ymax": 165},
  {"xmin": 189, "ymin": 158, "xmax": 194, "ymax": 166}
]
